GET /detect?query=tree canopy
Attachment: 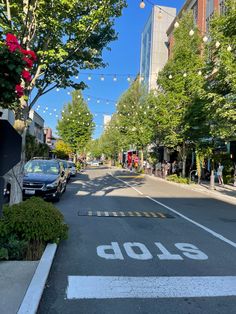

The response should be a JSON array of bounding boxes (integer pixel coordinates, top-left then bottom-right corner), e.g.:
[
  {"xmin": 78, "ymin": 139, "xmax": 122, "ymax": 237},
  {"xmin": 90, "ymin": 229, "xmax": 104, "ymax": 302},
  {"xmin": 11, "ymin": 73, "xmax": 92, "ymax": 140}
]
[
  {"xmin": 0, "ymin": 0, "xmax": 127, "ymax": 112},
  {"xmin": 56, "ymin": 90, "xmax": 94, "ymax": 153}
]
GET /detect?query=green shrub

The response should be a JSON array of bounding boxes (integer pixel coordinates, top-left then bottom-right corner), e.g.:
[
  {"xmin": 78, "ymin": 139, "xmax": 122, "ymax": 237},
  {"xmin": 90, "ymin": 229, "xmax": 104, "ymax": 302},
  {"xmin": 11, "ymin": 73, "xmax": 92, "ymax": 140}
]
[
  {"xmin": 0, "ymin": 197, "xmax": 68, "ymax": 260},
  {"xmin": 0, "ymin": 247, "xmax": 8, "ymax": 260},
  {"xmin": 0, "ymin": 234, "xmax": 28, "ymax": 260},
  {"xmin": 167, "ymin": 174, "xmax": 189, "ymax": 184}
]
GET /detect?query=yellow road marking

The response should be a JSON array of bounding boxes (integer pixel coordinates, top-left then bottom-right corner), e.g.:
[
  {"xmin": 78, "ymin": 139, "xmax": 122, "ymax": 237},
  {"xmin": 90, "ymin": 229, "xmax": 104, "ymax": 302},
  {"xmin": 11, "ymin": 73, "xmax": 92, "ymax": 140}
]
[
  {"xmin": 150, "ymin": 212, "xmax": 158, "ymax": 217},
  {"xmin": 143, "ymin": 212, "xmax": 151, "ymax": 217}
]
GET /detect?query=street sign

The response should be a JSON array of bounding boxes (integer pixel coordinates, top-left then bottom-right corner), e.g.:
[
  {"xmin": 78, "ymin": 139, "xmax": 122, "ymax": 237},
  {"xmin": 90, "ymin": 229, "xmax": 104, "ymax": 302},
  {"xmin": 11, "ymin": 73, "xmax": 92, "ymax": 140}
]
[
  {"xmin": 0, "ymin": 119, "xmax": 22, "ymax": 176},
  {"xmin": 0, "ymin": 119, "xmax": 22, "ymax": 216}
]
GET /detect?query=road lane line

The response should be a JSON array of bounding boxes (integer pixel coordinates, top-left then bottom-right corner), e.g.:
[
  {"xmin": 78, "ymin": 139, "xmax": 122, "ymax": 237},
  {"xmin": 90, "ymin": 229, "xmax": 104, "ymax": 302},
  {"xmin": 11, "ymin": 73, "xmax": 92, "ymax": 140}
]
[
  {"xmin": 97, "ymin": 211, "xmax": 101, "ymax": 216},
  {"xmin": 109, "ymin": 173, "xmax": 236, "ymax": 249},
  {"xmin": 112, "ymin": 212, "xmax": 118, "ymax": 216},
  {"xmin": 67, "ymin": 276, "xmax": 236, "ymax": 299},
  {"xmin": 109, "ymin": 173, "xmax": 144, "ymax": 195},
  {"xmin": 135, "ymin": 211, "xmax": 142, "ymax": 217},
  {"xmin": 104, "ymin": 211, "xmax": 109, "ymax": 216}
]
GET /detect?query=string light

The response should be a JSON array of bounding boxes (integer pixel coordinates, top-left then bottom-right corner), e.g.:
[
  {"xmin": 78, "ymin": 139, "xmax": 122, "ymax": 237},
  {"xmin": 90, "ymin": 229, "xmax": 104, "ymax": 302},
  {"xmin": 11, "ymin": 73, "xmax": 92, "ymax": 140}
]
[
  {"xmin": 67, "ymin": 92, "xmax": 70, "ymax": 95},
  {"xmin": 100, "ymin": 75, "xmax": 105, "ymax": 81},
  {"xmin": 157, "ymin": 8, "xmax": 162, "ymax": 19},
  {"xmin": 189, "ymin": 29, "xmax": 194, "ymax": 36},
  {"xmin": 113, "ymin": 75, "xmax": 117, "ymax": 82},
  {"xmin": 203, "ymin": 36, "xmax": 208, "ymax": 43},
  {"xmin": 215, "ymin": 41, "xmax": 220, "ymax": 48},
  {"xmin": 174, "ymin": 21, "xmax": 179, "ymax": 28},
  {"xmin": 88, "ymin": 75, "xmax": 92, "ymax": 80},
  {"xmin": 127, "ymin": 75, "xmax": 131, "ymax": 82},
  {"xmin": 56, "ymin": 88, "xmax": 60, "ymax": 92},
  {"xmin": 139, "ymin": 0, "xmax": 145, "ymax": 9},
  {"xmin": 169, "ymin": 74, "xmax": 173, "ymax": 79},
  {"xmin": 227, "ymin": 45, "xmax": 232, "ymax": 52},
  {"xmin": 183, "ymin": 72, "xmax": 187, "ymax": 77},
  {"xmin": 198, "ymin": 70, "xmax": 202, "ymax": 76}
]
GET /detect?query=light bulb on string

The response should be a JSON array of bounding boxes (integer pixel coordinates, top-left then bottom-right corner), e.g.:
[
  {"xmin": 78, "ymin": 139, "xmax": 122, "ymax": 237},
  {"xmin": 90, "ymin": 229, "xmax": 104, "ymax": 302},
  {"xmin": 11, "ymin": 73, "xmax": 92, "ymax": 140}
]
[
  {"xmin": 198, "ymin": 70, "xmax": 202, "ymax": 76},
  {"xmin": 87, "ymin": 97, "xmax": 91, "ymax": 101},
  {"xmin": 70, "ymin": 111, "xmax": 72, "ymax": 114},
  {"xmin": 100, "ymin": 75, "xmax": 105, "ymax": 81},
  {"xmin": 215, "ymin": 41, "xmax": 220, "ymax": 48},
  {"xmin": 169, "ymin": 74, "xmax": 173, "ymax": 79},
  {"xmin": 49, "ymin": 113, "xmax": 52, "ymax": 116},
  {"xmin": 139, "ymin": 0, "xmax": 145, "ymax": 9},
  {"xmin": 43, "ymin": 110, "xmax": 46, "ymax": 113},
  {"xmin": 174, "ymin": 21, "xmax": 179, "ymax": 28},
  {"xmin": 189, "ymin": 29, "xmax": 194, "ymax": 36},
  {"xmin": 78, "ymin": 95, "xmax": 81, "ymax": 98},
  {"xmin": 88, "ymin": 75, "xmax": 92, "ymax": 80},
  {"xmin": 113, "ymin": 75, "xmax": 117, "ymax": 82},
  {"xmin": 75, "ymin": 76, "xmax": 79, "ymax": 79},
  {"xmin": 227, "ymin": 45, "xmax": 232, "ymax": 52},
  {"xmin": 97, "ymin": 99, "xmax": 100, "ymax": 103},
  {"xmin": 127, "ymin": 75, "xmax": 131, "ymax": 82},
  {"xmin": 106, "ymin": 101, "xmax": 109, "ymax": 105},
  {"xmin": 67, "ymin": 92, "xmax": 70, "ymax": 95},
  {"xmin": 56, "ymin": 88, "xmax": 60, "ymax": 92},
  {"xmin": 183, "ymin": 72, "xmax": 187, "ymax": 78},
  {"xmin": 56, "ymin": 115, "xmax": 58, "ymax": 118},
  {"xmin": 203, "ymin": 36, "xmax": 208, "ymax": 43},
  {"xmin": 54, "ymin": 109, "xmax": 57, "ymax": 112},
  {"xmin": 46, "ymin": 107, "xmax": 48, "ymax": 110}
]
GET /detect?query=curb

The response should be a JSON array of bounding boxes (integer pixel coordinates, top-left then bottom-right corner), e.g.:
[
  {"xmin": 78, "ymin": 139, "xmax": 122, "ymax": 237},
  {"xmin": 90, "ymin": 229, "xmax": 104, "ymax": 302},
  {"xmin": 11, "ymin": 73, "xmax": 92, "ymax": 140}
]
[
  {"xmin": 146, "ymin": 174, "xmax": 236, "ymax": 205},
  {"xmin": 17, "ymin": 243, "xmax": 57, "ymax": 314}
]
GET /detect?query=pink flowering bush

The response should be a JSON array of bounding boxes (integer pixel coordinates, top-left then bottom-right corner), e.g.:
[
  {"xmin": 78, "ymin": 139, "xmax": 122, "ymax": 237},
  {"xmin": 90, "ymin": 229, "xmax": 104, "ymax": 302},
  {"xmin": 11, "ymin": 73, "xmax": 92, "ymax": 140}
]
[{"xmin": 0, "ymin": 33, "xmax": 36, "ymax": 109}]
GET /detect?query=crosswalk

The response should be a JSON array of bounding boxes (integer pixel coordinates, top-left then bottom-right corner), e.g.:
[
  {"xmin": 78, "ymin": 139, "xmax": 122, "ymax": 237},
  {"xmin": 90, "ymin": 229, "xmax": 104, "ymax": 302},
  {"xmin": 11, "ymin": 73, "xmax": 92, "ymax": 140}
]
[{"xmin": 78, "ymin": 210, "xmax": 174, "ymax": 218}]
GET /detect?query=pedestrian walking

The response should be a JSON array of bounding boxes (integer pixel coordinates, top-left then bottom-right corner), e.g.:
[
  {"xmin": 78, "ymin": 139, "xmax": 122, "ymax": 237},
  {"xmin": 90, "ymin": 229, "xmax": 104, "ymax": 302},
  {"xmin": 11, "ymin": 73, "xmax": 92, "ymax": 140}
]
[{"xmin": 217, "ymin": 162, "xmax": 224, "ymax": 185}]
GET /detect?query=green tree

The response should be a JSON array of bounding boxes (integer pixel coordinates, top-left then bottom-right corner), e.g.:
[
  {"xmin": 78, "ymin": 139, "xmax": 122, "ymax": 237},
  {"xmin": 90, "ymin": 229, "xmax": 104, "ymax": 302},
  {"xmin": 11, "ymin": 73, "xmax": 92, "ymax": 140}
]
[
  {"xmin": 157, "ymin": 11, "xmax": 204, "ymax": 177},
  {"xmin": 25, "ymin": 134, "xmax": 49, "ymax": 160},
  {"xmin": 57, "ymin": 90, "xmax": 94, "ymax": 155},
  {"xmin": 204, "ymin": 0, "xmax": 236, "ymax": 140},
  {"xmin": 0, "ymin": 0, "xmax": 127, "ymax": 113},
  {"xmin": 53, "ymin": 140, "xmax": 73, "ymax": 159}
]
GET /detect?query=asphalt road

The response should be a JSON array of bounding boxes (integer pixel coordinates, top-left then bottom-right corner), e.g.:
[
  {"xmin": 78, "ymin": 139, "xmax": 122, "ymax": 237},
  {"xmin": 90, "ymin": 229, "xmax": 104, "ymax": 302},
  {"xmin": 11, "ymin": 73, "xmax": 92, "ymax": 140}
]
[{"xmin": 38, "ymin": 167, "xmax": 236, "ymax": 314}]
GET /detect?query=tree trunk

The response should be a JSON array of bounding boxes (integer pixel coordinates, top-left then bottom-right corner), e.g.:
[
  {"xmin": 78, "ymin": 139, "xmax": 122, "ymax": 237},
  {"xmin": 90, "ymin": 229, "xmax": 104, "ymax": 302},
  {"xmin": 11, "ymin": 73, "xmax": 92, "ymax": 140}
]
[
  {"xmin": 9, "ymin": 125, "xmax": 27, "ymax": 205},
  {"xmin": 182, "ymin": 142, "xmax": 186, "ymax": 178},
  {"xmin": 140, "ymin": 149, "xmax": 144, "ymax": 169}
]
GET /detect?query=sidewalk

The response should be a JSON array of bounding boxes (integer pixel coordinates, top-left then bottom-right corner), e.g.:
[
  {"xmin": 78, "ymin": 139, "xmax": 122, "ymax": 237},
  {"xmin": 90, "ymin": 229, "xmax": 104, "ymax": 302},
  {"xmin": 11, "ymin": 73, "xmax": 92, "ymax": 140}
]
[
  {"xmin": 0, "ymin": 244, "xmax": 57, "ymax": 314},
  {"xmin": 145, "ymin": 173, "xmax": 236, "ymax": 205}
]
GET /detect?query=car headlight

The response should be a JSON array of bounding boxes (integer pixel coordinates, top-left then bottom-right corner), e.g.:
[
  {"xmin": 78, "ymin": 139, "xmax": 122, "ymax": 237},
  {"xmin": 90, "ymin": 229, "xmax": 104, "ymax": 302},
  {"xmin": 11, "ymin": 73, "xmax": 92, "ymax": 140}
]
[{"xmin": 46, "ymin": 180, "xmax": 58, "ymax": 188}]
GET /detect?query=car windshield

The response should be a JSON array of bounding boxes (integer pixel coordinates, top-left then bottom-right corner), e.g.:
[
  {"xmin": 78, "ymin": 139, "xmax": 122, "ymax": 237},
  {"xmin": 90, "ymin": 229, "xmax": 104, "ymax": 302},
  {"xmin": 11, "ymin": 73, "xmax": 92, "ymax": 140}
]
[{"xmin": 24, "ymin": 160, "xmax": 60, "ymax": 175}]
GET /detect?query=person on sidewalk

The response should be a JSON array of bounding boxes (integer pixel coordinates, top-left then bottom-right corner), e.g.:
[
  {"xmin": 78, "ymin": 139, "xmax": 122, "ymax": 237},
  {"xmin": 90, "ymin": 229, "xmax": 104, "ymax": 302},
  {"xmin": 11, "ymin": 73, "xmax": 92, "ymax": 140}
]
[{"xmin": 217, "ymin": 162, "xmax": 224, "ymax": 186}]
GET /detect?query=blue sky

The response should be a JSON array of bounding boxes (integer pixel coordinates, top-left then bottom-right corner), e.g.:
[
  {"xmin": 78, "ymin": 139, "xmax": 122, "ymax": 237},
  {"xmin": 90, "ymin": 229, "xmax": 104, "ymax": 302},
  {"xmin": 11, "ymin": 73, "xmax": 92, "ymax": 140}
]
[{"xmin": 35, "ymin": 0, "xmax": 185, "ymax": 139}]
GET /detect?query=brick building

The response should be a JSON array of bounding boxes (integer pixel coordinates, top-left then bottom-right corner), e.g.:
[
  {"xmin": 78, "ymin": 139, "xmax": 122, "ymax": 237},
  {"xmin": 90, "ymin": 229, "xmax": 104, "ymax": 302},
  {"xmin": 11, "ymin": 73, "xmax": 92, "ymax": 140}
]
[{"xmin": 167, "ymin": 0, "xmax": 226, "ymax": 56}]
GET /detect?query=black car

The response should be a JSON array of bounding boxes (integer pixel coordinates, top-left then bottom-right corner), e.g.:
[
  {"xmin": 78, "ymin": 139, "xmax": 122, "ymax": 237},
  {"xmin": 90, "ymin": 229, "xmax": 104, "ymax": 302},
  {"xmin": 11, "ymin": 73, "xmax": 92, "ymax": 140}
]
[{"xmin": 23, "ymin": 159, "xmax": 67, "ymax": 201}]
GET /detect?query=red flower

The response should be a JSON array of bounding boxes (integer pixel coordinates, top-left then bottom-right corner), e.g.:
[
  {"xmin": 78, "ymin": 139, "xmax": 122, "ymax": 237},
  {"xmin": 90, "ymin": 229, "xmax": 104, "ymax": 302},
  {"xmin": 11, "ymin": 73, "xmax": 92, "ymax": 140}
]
[
  {"xmin": 21, "ymin": 69, "xmax": 31, "ymax": 82},
  {"xmin": 23, "ymin": 57, "xmax": 34, "ymax": 68},
  {"xmin": 6, "ymin": 33, "xmax": 21, "ymax": 52},
  {"xmin": 15, "ymin": 84, "xmax": 24, "ymax": 97}
]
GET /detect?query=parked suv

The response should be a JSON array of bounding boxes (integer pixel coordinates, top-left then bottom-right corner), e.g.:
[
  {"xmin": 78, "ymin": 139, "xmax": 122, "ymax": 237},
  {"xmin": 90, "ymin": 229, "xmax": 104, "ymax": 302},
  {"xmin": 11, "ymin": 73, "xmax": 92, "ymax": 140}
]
[
  {"xmin": 60, "ymin": 159, "xmax": 71, "ymax": 182},
  {"xmin": 68, "ymin": 161, "xmax": 77, "ymax": 176},
  {"xmin": 23, "ymin": 159, "xmax": 67, "ymax": 201}
]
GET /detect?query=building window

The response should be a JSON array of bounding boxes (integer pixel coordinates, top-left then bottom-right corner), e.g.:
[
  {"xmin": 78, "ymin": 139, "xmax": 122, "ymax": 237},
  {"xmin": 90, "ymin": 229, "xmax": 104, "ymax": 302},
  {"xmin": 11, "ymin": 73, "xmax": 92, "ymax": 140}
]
[
  {"xmin": 191, "ymin": 1, "xmax": 198, "ymax": 25},
  {"xmin": 219, "ymin": 0, "xmax": 226, "ymax": 15}
]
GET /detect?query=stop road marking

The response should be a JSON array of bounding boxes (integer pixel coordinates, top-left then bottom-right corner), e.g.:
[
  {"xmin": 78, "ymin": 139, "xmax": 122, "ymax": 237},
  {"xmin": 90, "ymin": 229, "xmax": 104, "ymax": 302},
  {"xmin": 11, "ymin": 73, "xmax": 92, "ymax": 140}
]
[{"xmin": 96, "ymin": 242, "xmax": 208, "ymax": 261}]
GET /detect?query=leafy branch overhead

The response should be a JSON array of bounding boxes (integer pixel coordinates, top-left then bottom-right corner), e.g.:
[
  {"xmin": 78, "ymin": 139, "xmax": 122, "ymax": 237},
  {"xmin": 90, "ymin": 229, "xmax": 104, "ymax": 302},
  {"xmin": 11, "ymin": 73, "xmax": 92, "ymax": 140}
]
[{"xmin": 0, "ymin": 0, "xmax": 127, "ymax": 110}]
